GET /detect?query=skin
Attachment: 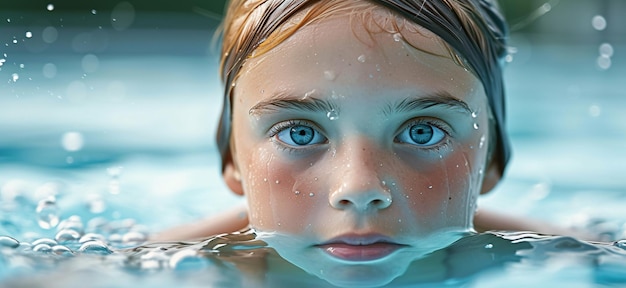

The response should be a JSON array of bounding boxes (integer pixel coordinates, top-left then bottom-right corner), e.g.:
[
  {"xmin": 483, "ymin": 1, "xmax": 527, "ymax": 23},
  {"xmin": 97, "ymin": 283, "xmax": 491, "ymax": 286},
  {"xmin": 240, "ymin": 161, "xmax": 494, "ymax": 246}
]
[{"xmin": 222, "ymin": 7, "xmax": 501, "ymax": 286}]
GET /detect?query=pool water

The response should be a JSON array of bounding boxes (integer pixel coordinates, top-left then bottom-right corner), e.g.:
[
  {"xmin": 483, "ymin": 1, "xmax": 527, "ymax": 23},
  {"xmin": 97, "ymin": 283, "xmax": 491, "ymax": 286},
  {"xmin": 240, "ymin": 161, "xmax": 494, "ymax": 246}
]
[{"xmin": 2, "ymin": 3, "xmax": 626, "ymax": 287}]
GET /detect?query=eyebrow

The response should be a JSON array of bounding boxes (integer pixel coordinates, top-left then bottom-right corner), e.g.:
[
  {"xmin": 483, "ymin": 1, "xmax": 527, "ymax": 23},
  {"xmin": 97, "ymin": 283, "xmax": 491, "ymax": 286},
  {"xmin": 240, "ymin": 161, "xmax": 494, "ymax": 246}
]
[
  {"xmin": 382, "ymin": 93, "xmax": 472, "ymax": 117},
  {"xmin": 249, "ymin": 93, "xmax": 339, "ymax": 116}
]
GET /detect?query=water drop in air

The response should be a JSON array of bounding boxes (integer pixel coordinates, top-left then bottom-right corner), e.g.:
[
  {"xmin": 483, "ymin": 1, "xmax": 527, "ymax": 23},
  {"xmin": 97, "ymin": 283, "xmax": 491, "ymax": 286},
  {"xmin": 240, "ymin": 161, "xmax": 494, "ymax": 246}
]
[
  {"xmin": 36, "ymin": 197, "xmax": 59, "ymax": 229},
  {"xmin": 591, "ymin": 15, "xmax": 607, "ymax": 31},
  {"xmin": 25, "ymin": 31, "xmax": 32, "ymax": 38},
  {"xmin": 11, "ymin": 73, "xmax": 18, "ymax": 82},
  {"xmin": 47, "ymin": 4, "xmax": 55, "ymax": 11},
  {"xmin": 91, "ymin": 9, "xmax": 97, "ymax": 15}
]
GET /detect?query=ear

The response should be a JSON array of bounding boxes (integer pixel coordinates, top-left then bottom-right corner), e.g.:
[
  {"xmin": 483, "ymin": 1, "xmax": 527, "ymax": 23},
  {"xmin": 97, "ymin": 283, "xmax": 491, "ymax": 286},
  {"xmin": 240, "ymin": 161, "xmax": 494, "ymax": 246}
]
[
  {"xmin": 480, "ymin": 157, "xmax": 502, "ymax": 194},
  {"xmin": 223, "ymin": 151, "xmax": 244, "ymax": 196}
]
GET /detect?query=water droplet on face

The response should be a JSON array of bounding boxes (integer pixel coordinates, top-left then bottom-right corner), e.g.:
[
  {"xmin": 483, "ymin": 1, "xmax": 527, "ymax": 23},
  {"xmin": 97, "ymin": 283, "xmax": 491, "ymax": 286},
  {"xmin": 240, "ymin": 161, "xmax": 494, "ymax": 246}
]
[
  {"xmin": 471, "ymin": 111, "xmax": 478, "ymax": 118},
  {"xmin": 326, "ymin": 109, "xmax": 338, "ymax": 120},
  {"xmin": 25, "ymin": 31, "xmax": 32, "ymax": 38},
  {"xmin": 314, "ymin": 177, "xmax": 318, "ymax": 181},
  {"xmin": 428, "ymin": 185, "xmax": 433, "ymax": 189},
  {"xmin": 473, "ymin": 123, "xmax": 479, "ymax": 130},
  {"xmin": 392, "ymin": 33, "xmax": 402, "ymax": 42},
  {"xmin": 323, "ymin": 70, "xmax": 336, "ymax": 81},
  {"xmin": 381, "ymin": 180, "xmax": 386, "ymax": 186},
  {"xmin": 263, "ymin": 178, "xmax": 268, "ymax": 182},
  {"xmin": 357, "ymin": 54, "xmax": 366, "ymax": 63},
  {"xmin": 36, "ymin": 197, "xmax": 59, "ymax": 229},
  {"xmin": 479, "ymin": 135, "xmax": 486, "ymax": 149},
  {"xmin": 309, "ymin": 192, "xmax": 315, "ymax": 197},
  {"xmin": 592, "ymin": 15, "xmax": 607, "ymax": 31},
  {"xmin": 294, "ymin": 190, "xmax": 300, "ymax": 195},
  {"xmin": 275, "ymin": 180, "xmax": 280, "ymax": 184},
  {"xmin": 47, "ymin": 4, "xmax": 55, "ymax": 11}
]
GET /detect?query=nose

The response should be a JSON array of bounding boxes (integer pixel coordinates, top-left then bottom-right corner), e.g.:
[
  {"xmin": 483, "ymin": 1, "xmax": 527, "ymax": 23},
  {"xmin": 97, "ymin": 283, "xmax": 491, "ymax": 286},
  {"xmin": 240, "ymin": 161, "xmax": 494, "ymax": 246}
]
[{"xmin": 328, "ymin": 141, "xmax": 393, "ymax": 212}]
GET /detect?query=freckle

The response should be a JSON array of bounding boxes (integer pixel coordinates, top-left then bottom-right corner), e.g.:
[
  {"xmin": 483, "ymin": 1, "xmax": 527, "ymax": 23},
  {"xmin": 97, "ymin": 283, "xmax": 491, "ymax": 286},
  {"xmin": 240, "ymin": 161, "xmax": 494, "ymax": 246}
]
[{"xmin": 448, "ymin": 197, "xmax": 452, "ymax": 200}]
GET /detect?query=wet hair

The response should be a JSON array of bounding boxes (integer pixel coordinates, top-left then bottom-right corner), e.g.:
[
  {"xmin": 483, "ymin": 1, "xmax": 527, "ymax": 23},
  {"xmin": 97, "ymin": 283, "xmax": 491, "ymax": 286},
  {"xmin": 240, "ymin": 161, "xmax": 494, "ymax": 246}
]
[{"xmin": 216, "ymin": 0, "xmax": 510, "ymax": 176}]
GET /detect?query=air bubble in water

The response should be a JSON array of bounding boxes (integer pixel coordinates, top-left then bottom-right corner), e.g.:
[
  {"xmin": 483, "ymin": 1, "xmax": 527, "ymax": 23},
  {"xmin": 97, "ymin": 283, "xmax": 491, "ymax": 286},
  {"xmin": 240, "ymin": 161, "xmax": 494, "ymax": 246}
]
[
  {"xmin": 326, "ymin": 109, "xmax": 338, "ymax": 120},
  {"xmin": 78, "ymin": 240, "xmax": 112, "ymax": 255},
  {"xmin": 55, "ymin": 229, "xmax": 81, "ymax": 243},
  {"xmin": 33, "ymin": 243, "xmax": 53, "ymax": 253},
  {"xmin": 47, "ymin": 4, "xmax": 55, "ymax": 11},
  {"xmin": 0, "ymin": 236, "xmax": 20, "ymax": 248},
  {"xmin": 591, "ymin": 15, "xmax": 607, "ymax": 31},
  {"xmin": 52, "ymin": 245, "xmax": 73, "ymax": 256},
  {"xmin": 36, "ymin": 197, "xmax": 59, "ymax": 229},
  {"xmin": 357, "ymin": 54, "xmax": 366, "ymax": 63}
]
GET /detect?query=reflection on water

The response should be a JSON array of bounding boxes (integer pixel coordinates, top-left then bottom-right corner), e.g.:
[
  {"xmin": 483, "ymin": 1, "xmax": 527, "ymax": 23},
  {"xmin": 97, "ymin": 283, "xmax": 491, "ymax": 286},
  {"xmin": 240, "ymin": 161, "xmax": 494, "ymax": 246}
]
[{"xmin": 4, "ymin": 221, "xmax": 626, "ymax": 287}]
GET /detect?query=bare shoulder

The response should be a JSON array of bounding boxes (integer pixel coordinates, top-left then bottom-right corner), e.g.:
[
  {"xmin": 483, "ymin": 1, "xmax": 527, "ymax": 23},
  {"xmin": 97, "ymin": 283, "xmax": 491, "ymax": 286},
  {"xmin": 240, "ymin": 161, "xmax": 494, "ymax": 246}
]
[{"xmin": 151, "ymin": 204, "xmax": 250, "ymax": 241}]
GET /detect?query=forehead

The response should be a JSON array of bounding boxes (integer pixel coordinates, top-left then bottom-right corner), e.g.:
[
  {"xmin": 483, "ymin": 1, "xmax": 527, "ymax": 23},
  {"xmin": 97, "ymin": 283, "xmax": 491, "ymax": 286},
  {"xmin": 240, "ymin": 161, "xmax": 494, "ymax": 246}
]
[{"xmin": 235, "ymin": 3, "xmax": 486, "ymax": 109}]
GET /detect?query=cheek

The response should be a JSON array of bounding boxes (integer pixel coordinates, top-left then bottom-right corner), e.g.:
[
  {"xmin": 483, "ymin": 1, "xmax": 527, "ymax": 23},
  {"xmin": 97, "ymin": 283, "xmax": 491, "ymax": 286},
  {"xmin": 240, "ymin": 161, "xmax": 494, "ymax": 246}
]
[{"xmin": 243, "ymin": 148, "xmax": 326, "ymax": 232}]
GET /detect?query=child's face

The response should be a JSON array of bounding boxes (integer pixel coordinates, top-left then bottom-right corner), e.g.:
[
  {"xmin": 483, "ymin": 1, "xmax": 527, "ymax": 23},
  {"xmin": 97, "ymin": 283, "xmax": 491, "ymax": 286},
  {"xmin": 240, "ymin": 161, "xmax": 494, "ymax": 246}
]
[{"xmin": 225, "ymin": 7, "xmax": 496, "ymax": 274}]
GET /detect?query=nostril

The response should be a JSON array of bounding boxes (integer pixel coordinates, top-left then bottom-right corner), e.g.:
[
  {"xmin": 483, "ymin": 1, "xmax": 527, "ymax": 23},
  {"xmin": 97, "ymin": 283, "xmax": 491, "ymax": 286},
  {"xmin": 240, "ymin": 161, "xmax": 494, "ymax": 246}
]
[
  {"xmin": 338, "ymin": 199, "xmax": 351, "ymax": 206},
  {"xmin": 371, "ymin": 199, "xmax": 383, "ymax": 206}
]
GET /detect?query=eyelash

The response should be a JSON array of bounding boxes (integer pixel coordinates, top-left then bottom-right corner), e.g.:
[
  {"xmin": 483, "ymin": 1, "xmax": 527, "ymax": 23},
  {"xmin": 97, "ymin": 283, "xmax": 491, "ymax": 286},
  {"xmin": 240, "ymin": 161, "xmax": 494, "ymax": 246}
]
[
  {"xmin": 395, "ymin": 118, "xmax": 453, "ymax": 152},
  {"xmin": 268, "ymin": 119, "xmax": 326, "ymax": 153},
  {"xmin": 267, "ymin": 118, "xmax": 454, "ymax": 153}
]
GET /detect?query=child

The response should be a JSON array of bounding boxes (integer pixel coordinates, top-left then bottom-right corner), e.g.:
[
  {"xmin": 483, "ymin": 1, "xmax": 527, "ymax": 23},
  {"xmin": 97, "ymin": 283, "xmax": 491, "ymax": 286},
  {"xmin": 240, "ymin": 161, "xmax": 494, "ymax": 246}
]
[{"xmin": 153, "ymin": 0, "xmax": 590, "ymax": 285}]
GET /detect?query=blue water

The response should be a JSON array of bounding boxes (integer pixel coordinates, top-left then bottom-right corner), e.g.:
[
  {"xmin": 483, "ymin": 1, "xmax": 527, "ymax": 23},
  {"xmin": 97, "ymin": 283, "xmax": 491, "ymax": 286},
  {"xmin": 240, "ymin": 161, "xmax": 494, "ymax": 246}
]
[{"xmin": 2, "ymin": 5, "xmax": 626, "ymax": 288}]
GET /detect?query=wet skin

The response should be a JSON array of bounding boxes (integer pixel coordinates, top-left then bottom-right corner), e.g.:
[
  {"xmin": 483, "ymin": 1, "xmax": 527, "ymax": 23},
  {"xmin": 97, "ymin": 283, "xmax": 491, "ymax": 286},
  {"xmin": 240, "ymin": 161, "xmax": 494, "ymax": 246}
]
[{"xmin": 225, "ymin": 7, "xmax": 494, "ymax": 286}]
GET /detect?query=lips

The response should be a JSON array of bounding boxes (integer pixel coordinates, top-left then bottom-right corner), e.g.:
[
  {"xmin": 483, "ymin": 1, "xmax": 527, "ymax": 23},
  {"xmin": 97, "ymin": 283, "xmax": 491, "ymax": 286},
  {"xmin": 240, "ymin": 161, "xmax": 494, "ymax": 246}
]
[{"xmin": 316, "ymin": 234, "xmax": 407, "ymax": 262}]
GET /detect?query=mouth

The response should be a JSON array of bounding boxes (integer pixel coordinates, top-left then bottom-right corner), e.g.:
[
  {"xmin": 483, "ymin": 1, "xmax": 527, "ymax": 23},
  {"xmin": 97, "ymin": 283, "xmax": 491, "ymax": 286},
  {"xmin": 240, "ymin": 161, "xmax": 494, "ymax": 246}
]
[{"xmin": 316, "ymin": 234, "xmax": 408, "ymax": 262}]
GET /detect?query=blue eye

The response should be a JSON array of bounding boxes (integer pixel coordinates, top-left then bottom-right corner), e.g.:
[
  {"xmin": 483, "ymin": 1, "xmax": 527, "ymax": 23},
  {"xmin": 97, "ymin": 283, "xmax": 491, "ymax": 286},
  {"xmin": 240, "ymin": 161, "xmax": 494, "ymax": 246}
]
[
  {"xmin": 275, "ymin": 124, "xmax": 326, "ymax": 146},
  {"xmin": 396, "ymin": 123, "xmax": 445, "ymax": 146}
]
